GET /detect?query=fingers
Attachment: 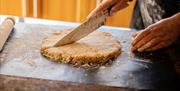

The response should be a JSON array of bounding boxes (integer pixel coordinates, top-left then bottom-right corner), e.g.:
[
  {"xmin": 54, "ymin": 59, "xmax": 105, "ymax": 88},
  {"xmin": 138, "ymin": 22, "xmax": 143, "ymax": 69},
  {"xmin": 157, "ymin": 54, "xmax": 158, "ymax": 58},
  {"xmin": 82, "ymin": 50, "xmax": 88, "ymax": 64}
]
[
  {"xmin": 145, "ymin": 42, "xmax": 167, "ymax": 51},
  {"xmin": 131, "ymin": 36, "xmax": 150, "ymax": 51},
  {"xmin": 137, "ymin": 37, "xmax": 161, "ymax": 52},
  {"xmin": 87, "ymin": 0, "xmax": 117, "ymax": 18},
  {"xmin": 88, "ymin": 0, "xmax": 131, "ymax": 18},
  {"xmin": 132, "ymin": 32, "xmax": 157, "ymax": 51},
  {"xmin": 131, "ymin": 24, "xmax": 157, "ymax": 46},
  {"xmin": 132, "ymin": 32, "xmax": 138, "ymax": 38},
  {"xmin": 131, "ymin": 29, "xmax": 151, "ymax": 46},
  {"xmin": 131, "ymin": 25, "xmax": 157, "ymax": 52},
  {"xmin": 110, "ymin": 0, "xmax": 129, "ymax": 15},
  {"xmin": 131, "ymin": 31, "xmax": 140, "ymax": 41},
  {"xmin": 99, "ymin": 0, "xmax": 103, "ymax": 3}
]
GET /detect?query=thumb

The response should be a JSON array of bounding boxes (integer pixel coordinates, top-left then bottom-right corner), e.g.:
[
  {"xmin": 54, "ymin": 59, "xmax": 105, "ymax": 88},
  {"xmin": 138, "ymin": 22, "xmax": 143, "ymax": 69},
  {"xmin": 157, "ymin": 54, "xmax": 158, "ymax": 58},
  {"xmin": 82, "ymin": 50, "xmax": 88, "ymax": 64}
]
[
  {"xmin": 87, "ymin": 0, "xmax": 118, "ymax": 19},
  {"xmin": 110, "ymin": 0, "xmax": 129, "ymax": 15}
]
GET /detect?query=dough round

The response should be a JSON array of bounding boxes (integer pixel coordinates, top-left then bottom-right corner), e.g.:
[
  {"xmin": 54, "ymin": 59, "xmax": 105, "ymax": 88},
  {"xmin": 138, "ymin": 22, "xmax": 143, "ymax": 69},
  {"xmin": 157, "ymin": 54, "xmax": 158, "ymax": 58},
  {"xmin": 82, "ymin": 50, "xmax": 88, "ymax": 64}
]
[{"xmin": 41, "ymin": 29, "xmax": 121, "ymax": 67}]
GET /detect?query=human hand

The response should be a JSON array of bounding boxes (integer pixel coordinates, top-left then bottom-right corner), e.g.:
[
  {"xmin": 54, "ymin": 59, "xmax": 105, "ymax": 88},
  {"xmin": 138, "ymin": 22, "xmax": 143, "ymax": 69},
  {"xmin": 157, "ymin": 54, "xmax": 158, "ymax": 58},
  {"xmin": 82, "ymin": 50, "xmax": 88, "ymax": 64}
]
[
  {"xmin": 88, "ymin": 0, "xmax": 132, "ymax": 18},
  {"xmin": 131, "ymin": 16, "xmax": 180, "ymax": 52}
]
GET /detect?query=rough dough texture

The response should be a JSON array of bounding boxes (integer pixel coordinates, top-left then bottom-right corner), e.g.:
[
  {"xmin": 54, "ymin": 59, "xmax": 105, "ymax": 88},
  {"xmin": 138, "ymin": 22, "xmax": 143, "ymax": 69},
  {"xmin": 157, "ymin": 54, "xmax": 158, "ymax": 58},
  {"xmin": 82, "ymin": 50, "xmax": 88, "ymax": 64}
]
[{"xmin": 41, "ymin": 29, "xmax": 121, "ymax": 68}]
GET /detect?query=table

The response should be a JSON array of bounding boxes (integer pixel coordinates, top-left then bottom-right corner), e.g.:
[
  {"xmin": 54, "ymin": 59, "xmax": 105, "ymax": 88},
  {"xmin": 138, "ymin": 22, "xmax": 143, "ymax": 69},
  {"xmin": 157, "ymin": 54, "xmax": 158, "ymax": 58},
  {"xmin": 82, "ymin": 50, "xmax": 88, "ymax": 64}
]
[{"xmin": 0, "ymin": 15, "xmax": 179, "ymax": 91}]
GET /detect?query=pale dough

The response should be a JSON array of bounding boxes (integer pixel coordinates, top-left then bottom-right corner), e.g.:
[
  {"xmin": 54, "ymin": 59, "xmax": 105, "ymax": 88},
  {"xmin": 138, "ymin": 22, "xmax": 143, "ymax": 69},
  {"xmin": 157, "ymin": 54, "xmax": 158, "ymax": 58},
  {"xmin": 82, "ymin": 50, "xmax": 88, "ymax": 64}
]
[{"xmin": 41, "ymin": 29, "xmax": 121, "ymax": 67}]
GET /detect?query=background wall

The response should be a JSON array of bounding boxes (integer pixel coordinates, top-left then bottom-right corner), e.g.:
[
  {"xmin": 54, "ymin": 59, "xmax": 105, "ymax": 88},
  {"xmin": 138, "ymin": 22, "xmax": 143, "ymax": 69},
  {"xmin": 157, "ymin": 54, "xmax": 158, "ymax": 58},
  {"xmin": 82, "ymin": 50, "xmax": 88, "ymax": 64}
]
[{"xmin": 0, "ymin": 0, "xmax": 136, "ymax": 27}]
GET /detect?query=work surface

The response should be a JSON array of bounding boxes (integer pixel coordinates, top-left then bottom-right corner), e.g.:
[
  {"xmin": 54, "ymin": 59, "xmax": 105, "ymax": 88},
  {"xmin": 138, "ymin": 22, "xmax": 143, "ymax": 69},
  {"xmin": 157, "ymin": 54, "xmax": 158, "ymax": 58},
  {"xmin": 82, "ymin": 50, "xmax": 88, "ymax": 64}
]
[{"xmin": 0, "ymin": 21, "xmax": 180, "ymax": 91}]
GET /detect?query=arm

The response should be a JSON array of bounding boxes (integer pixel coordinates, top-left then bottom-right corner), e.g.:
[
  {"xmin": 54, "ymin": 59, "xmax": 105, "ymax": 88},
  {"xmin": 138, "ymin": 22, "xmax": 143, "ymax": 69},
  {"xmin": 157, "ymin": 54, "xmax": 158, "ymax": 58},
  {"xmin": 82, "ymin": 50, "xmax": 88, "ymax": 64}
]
[
  {"xmin": 131, "ymin": 12, "xmax": 180, "ymax": 52},
  {"xmin": 168, "ymin": 12, "xmax": 180, "ymax": 35}
]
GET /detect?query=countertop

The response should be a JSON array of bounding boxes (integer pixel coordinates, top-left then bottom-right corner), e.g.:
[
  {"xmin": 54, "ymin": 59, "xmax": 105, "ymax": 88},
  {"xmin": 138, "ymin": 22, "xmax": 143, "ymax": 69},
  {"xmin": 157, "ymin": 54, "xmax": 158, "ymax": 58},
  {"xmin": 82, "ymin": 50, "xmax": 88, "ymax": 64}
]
[{"xmin": 0, "ymin": 15, "xmax": 179, "ymax": 91}]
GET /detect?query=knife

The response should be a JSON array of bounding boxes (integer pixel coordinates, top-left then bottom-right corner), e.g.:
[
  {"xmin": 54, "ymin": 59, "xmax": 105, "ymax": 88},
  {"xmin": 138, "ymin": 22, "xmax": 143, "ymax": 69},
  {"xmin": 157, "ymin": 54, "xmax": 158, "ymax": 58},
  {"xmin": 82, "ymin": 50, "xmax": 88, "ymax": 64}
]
[{"xmin": 53, "ymin": 9, "xmax": 110, "ymax": 47}]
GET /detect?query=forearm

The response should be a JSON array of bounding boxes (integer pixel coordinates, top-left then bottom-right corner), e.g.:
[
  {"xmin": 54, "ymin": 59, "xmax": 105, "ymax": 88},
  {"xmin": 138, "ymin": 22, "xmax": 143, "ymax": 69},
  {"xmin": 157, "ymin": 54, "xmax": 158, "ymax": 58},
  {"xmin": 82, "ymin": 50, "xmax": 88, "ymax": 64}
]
[{"xmin": 167, "ymin": 12, "xmax": 180, "ymax": 36}]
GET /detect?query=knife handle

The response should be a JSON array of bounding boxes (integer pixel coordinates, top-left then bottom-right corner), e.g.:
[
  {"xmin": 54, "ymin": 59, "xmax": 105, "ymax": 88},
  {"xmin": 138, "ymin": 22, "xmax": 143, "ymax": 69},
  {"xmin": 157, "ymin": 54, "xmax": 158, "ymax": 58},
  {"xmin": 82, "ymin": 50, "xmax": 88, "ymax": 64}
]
[{"xmin": 0, "ymin": 17, "xmax": 15, "ymax": 52}]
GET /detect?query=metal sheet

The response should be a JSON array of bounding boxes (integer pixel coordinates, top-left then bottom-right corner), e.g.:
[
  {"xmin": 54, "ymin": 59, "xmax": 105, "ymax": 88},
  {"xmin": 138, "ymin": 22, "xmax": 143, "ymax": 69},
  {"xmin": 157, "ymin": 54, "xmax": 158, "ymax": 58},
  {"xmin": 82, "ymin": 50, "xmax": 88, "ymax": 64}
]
[{"xmin": 0, "ymin": 23, "xmax": 179, "ymax": 90}]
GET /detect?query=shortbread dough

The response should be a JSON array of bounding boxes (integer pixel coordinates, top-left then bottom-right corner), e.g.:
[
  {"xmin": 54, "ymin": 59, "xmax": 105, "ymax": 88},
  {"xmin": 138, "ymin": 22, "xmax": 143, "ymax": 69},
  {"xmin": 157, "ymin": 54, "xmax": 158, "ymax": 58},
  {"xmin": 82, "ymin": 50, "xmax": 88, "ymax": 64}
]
[{"xmin": 41, "ymin": 29, "xmax": 121, "ymax": 67}]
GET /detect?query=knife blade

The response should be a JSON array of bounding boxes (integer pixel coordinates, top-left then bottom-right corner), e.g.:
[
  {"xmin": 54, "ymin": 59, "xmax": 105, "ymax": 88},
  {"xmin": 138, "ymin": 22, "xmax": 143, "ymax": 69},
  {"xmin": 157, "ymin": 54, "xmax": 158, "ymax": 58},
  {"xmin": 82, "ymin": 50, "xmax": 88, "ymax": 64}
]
[{"xmin": 54, "ymin": 9, "xmax": 109, "ymax": 47}]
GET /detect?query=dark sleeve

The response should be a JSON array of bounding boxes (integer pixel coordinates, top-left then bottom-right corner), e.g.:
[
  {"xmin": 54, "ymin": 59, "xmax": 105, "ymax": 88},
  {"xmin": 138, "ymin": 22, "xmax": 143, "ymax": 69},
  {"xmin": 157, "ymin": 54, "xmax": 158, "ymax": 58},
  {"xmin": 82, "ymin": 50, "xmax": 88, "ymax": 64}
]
[
  {"xmin": 130, "ymin": 0, "xmax": 180, "ymax": 30},
  {"xmin": 162, "ymin": 0, "xmax": 180, "ymax": 18},
  {"xmin": 130, "ymin": 0, "xmax": 145, "ymax": 30}
]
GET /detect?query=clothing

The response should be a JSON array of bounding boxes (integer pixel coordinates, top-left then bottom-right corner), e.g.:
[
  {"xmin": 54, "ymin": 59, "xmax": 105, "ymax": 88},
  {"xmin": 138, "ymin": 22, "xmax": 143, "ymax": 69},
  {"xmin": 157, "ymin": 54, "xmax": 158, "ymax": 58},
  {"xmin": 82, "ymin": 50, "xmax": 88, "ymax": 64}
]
[
  {"xmin": 130, "ymin": 0, "xmax": 180, "ymax": 30},
  {"xmin": 130, "ymin": 0, "xmax": 180, "ymax": 75}
]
